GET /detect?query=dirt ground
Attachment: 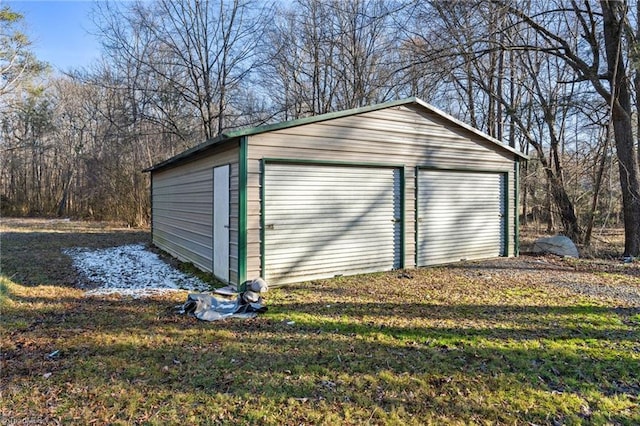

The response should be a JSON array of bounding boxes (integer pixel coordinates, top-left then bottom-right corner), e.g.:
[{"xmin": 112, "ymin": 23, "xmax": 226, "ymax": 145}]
[{"xmin": 1, "ymin": 218, "xmax": 151, "ymax": 287}]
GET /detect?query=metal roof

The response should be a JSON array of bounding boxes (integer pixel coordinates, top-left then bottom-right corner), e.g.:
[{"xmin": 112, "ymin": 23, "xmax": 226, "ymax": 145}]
[{"xmin": 144, "ymin": 97, "xmax": 528, "ymax": 172}]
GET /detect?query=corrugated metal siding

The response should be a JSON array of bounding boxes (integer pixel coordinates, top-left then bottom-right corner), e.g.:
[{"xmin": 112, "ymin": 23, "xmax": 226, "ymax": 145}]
[
  {"xmin": 153, "ymin": 168, "xmax": 213, "ymax": 271},
  {"xmin": 417, "ymin": 170, "xmax": 506, "ymax": 266},
  {"xmin": 263, "ymin": 163, "xmax": 401, "ymax": 284},
  {"xmin": 151, "ymin": 145, "xmax": 240, "ymax": 284},
  {"xmin": 245, "ymin": 105, "xmax": 517, "ymax": 281}
]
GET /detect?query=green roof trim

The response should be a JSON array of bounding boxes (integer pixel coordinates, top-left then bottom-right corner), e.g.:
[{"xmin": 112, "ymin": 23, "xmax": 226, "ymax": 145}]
[{"xmin": 144, "ymin": 97, "xmax": 528, "ymax": 173}]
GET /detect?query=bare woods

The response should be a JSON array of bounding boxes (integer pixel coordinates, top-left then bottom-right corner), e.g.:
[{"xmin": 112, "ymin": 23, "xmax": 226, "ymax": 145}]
[{"xmin": 1, "ymin": 1, "xmax": 639, "ymax": 255}]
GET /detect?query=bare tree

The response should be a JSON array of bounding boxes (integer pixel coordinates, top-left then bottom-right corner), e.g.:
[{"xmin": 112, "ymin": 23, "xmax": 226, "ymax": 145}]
[
  {"xmin": 494, "ymin": 0, "xmax": 640, "ymax": 256},
  {"xmin": 330, "ymin": 0, "xmax": 403, "ymax": 109},
  {"xmin": 94, "ymin": 0, "xmax": 272, "ymax": 139},
  {"xmin": 402, "ymin": 1, "xmax": 588, "ymax": 242},
  {"xmin": 262, "ymin": 0, "xmax": 402, "ymax": 119},
  {"xmin": 263, "ymin": 0, "xmax": 339, "ymax": 118}
]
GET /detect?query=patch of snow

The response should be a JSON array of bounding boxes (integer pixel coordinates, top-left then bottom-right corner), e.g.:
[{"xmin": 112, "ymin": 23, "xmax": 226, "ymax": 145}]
[{"xmin": 63, "ymin": 244, "xmax": 209, "ymax": 298}]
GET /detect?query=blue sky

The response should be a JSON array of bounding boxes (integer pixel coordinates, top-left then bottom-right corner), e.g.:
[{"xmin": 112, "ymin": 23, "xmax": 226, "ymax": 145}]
[{"xmin": 6, "ymin": 0, "xmax": 102, "ymax": 72}]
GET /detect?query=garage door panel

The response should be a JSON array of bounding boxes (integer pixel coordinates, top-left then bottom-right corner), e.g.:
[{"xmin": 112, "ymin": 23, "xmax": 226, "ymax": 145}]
[
  {"xmin": 267, "ymin": 220, "xmax": 393, "ymax": 235},
  {"xmin": 419, "ymin": 247, "xmax": 500, "ymax": 262},
  {"xmin": 266, "ymin": 190, "xmax": 397, "ymax": 200},
  {"xmin": 266, "ymin": 250, "xmax": 397, "ymax": 266},
  {"xmin": 265, "ymin": 169, "xmax": 389, "ymax": 179},
  {"xmin": 266, "ymin": 208, "xmax": 396, "ymax": 219},
  {"xmin": 420, "ymin": 213, "xmax": 502, "ymax": 224},
  {"xmin": 418, "ymin": 170, "xmax": 505, "ymax": 266},
  {"xmin": 268, "ymin": 178, "xmax": 397, "ymax": 187},
  {"xmin": 266, "ymin": 219, "xmax": 396, "ymax": 229},
  {"xmin": 266, "ymin": 235, "xmax": 400, "ymax": 253},
  {"xmin": 266, "ymin": 233, "xmax": 398, "ymax": 247},
  {"xmin": 422, "ymin": 239, "xmax": 502, "ymax": 249},
  {"xmin": 421, "ymin": 231, "xmax": 501, "ymax": 243},
  {"xmin": 264, "ymin": 163, "xmax": 401, "ymax": 284},
  {"xmin": 267, "ymin": 258, "xmax": 398, "ymax": 278}
]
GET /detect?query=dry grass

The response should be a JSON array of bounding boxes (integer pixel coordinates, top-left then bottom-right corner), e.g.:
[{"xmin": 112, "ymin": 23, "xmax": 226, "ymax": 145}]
[{"xmin": 1, "ymin": 219, "xmax": 639, "ymax": 425}]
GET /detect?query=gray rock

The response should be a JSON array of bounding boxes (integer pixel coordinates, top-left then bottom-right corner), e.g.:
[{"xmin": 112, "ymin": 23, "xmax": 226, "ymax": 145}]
[{"xmin": 532, "ymin": 235, "xmax": 579, "ymax": 258}]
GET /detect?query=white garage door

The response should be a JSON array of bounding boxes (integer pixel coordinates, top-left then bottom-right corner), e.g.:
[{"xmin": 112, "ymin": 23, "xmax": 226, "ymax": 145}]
[
  {"xmin": 264, "ymin": 163, "xmax": 402, "ymax": 284},
  {"xmin": 417, "ymin": 169, "xmax": 506, "ymax": 266}
]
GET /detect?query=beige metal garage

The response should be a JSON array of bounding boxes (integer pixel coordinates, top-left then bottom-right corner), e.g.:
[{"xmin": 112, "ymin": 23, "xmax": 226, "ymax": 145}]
[{"xmin": 145, "ymin": 97, "xmax": 527, "ymax": 287}]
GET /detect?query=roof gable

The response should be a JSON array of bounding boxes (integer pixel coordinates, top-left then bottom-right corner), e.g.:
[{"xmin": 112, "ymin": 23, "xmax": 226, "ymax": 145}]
[{"xmin": 145, "ymin": 97, "xmax": 527, "ymax": 172}]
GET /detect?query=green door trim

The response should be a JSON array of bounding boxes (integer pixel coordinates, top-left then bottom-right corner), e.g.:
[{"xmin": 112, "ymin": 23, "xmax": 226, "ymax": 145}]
[{"xmin": 238, "ymin": 137, "xmax": 248, "ymax": 287}]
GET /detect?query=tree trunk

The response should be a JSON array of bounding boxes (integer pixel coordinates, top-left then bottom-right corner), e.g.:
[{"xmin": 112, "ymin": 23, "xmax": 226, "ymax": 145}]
[
  {"xmin": 57, "ymin": 169, "xmax": 74, "ymax": 217},
  {"xmin": 584, "ymin": 127, "xmax": 610, "ymax": 247},
  {"xmin": 602, "ymin": 0, "xmax": 640, "ymax": 256}
]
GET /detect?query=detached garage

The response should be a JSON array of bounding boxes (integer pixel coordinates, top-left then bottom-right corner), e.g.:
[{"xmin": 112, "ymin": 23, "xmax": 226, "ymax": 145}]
[{"xmin": 145, "ymin": 97, "xmax": 527, "ymax": 286}]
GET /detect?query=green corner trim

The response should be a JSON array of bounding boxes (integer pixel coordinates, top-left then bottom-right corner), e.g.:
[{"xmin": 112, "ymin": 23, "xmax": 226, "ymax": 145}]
[
  {"xmin": 503, "ymin": 172, "xmax": 509, "ymax": 257},
  {"xmin": 399, "ymin": 167, "xmax": 406, "ymax": 269},
  {"xmin": 414, "ymin": 167, "xmax": 419, "ymax": 268},
  {"xmin": 150, "ymin": 173, "xmax": 154, "ymax": 243},
  {"xmin": 514, "ymin": 159, "xmax": 521, "ymax": 256},
  {"xmin": 238, "ymin": 137, "xmax": 248, "ymax": 286}
]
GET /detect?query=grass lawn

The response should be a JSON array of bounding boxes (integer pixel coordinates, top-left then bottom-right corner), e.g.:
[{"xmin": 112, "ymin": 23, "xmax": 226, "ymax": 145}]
[{"xmin": 1, "ymin": 219, "xmax": 639, "ymax": 425}]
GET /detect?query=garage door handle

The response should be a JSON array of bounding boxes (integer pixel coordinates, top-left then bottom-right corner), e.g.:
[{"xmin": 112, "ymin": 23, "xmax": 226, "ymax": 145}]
[{"xmin": 266, "ymin": 224, "xmax": 274, "ymax": 230}]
